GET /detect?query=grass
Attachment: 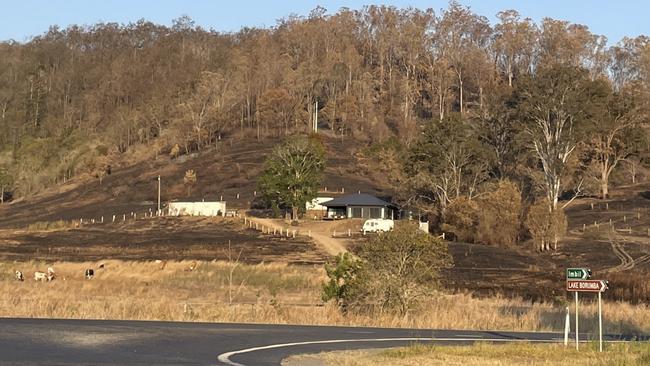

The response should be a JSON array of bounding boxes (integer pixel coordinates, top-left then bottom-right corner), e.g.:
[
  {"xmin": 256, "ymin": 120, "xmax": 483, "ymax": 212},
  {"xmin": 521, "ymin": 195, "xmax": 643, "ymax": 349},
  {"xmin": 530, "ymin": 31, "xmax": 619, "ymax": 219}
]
[
  {"xmin": 25, "ymin": 220, "xmax": 76, "ymax": 232},
  {"xmin": 1, "ymin": 260, "xmax": 650, "ymax": 336},
  {"xmin": 297, "ymin": 342, "xmax": 650, "ymax": 366}
]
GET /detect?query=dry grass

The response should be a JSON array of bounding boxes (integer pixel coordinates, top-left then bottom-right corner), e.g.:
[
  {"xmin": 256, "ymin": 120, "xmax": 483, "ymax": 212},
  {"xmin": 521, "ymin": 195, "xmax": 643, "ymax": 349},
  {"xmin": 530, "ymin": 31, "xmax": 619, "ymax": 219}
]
[
  {"xmin": 24, "ymin": 220, "xmax": 76, "ymax": 232},
  {"xmin": 292, "ymin": 342, "xmax": 650, "ymax": 366},
  {"xmin": 1, "ymin": 260, "xmax": 650, "ymax": 336}
]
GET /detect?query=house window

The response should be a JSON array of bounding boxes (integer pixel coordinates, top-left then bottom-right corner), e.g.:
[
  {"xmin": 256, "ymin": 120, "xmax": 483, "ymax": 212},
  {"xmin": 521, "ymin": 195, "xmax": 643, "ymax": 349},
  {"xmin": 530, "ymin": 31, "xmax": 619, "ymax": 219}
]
[
  {"xmin": 362, "ymin": 207, "xmax": 371, "ymax": 218},
  {"xmin": 351, "ymin": 207, "xmax": 362, "ymax": 218},
  {"xmin": 369, "ymin": 207, "xmax": 381, "ymax": 218}
]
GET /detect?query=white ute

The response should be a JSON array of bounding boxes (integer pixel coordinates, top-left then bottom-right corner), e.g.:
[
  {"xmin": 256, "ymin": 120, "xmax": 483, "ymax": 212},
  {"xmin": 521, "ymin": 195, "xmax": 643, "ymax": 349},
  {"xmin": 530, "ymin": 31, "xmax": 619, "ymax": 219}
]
[{"xmin": 362, "ymin": 219, "xmax": 394, "ymax": 233}]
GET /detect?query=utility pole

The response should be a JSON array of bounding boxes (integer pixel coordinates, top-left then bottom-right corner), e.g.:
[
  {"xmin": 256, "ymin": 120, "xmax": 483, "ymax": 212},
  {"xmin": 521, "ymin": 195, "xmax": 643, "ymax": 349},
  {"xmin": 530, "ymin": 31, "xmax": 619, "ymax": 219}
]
[
  {"xmin": 313, "ymin": 100, "xmax": 318, "ymax": 133},
  {"xmin": 157, "ymin": 175, "xmax": 161, "ymax": 214}
]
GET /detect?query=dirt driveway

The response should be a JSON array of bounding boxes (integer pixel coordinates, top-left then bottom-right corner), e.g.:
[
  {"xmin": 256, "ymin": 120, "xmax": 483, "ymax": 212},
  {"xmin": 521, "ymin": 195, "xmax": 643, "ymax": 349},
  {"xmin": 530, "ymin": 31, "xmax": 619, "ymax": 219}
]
[{"xmin": 245, "ymin": 217, "xmax": 355, "ymax": 256}]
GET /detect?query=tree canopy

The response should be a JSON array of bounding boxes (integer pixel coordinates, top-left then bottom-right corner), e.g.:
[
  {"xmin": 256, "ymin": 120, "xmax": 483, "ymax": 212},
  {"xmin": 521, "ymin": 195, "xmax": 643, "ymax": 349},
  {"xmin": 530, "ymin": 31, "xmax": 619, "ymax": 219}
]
[{"xmin": 258, "ymin": 136, "xmax": 326, "ymax": 219}]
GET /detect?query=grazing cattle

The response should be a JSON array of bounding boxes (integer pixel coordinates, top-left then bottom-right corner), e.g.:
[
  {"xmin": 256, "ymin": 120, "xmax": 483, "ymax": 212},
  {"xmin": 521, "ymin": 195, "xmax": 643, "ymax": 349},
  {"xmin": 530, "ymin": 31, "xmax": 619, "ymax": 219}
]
[
  {"xmin": 85, "ymin": 269, "xmax": 94, "ymax": 279},
  {"xmin": 186, "ymin": 261, "xmax": 198, "ymax": 272},
  {"xmin": 46, "ymin": 267, "xmax": 56, "ymax": 281},
  {"xmin": 15, "ymin": 270, "xmax": 24, "ymax": 281},
  {"xmin": 34, "ymin": 271, "xmax": 48, "ymax": 282}
]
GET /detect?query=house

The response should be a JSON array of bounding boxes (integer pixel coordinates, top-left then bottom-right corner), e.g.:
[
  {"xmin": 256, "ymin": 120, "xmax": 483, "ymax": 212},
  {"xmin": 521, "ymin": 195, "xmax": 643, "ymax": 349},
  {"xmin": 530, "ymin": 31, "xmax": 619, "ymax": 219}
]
[
  {"xmin": 321, "ymin": 193, "xmax": 398, "ymax": 220},
  {"xmin": 305, "ymin": 197, "xmax": 334, "ymax": 218},
  {"xmin": 168, "ymin": 201, "xmax": 226, "ymax": 217}
]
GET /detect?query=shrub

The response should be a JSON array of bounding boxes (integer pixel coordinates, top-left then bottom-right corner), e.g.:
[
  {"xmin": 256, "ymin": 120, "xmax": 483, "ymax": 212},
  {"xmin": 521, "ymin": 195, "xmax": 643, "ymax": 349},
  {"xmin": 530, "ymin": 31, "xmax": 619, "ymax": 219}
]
[
  {"xmin": 525, "ymin": 201, "xmax": 567, "ymax": 251},
  {"xmin": 169, "ymin": 144, "xmax": 180, "ymax": 159},
  {"xmin": 360, "ymin": 222, "xmax": 453, "ymax": 315},
  {"xmin": 322, "ymin": 223, "xmax": 453, "ymax": 316},
  {"xmin": 476, "ymin": 180, "xmax": 523, "ymax": 246},
  {"xmin": 442, "ymin": 197, "xmax": 480, "ymax": 242},
  {"xmin": 321, "ymin": 253, "xmax": 362, "ymax": 308}
]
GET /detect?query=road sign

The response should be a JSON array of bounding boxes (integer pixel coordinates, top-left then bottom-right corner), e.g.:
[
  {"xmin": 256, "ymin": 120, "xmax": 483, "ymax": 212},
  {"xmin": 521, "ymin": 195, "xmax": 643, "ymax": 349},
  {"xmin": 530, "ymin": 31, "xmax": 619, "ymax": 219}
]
[
  {"xmin": 566, "ymin": 268, "xmax": 591, "ymax": 280},
  {"xmin": 566, "ymin": 279, "xmax": 608, "ymax": 292}
]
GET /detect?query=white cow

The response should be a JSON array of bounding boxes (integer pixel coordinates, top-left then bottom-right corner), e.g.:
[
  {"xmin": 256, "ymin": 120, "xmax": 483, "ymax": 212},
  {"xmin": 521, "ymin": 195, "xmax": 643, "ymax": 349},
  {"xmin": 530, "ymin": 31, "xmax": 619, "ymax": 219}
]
[{"xmin": 34, "ymin": 271, "xmax": 48, "ymax": 282}]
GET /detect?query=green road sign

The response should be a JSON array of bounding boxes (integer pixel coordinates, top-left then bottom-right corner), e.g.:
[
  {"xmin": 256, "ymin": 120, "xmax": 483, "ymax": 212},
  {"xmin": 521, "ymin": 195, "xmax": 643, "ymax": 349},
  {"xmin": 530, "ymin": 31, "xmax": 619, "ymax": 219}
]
[{"xmin": 567, "ymin": 268, "xmax": 591, "ymax": 280}]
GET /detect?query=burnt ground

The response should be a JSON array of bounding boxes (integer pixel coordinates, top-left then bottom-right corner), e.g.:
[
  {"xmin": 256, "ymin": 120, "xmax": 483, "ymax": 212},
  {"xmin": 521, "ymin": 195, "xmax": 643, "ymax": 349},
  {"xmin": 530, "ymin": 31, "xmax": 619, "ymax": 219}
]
[
  {"xmin": 1, "ymin": 133, "xmax": 650, "ymax": 302},
  {"xmin": 0, "ymin": 217, "xmax": 327, "ymax": 264},
  {"xmin": 0, "ymin": 134, "xmax": 392, "ymax": 229},
  {"xmin": 442, "ymin": 183, "xmax": 650, "ymax": 303}
]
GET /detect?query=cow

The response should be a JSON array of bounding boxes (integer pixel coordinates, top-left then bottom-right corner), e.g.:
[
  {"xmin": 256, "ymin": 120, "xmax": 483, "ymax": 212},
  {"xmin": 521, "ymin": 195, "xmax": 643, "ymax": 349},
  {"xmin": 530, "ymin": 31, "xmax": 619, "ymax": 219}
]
[
  {"xmin": 46, "ymin": 267, "xmax": 55, "ymax": 281},
  {"xmin": 154, "ymin": 260, "xmax": 167, "ymax": 270},
  {"xmin": 186, "ymin": 261, "xmax": 198, "ymax": 272},
  {"xmin": 85, "ymin": 269, "xmax": 94, "ymax": 279},
  {"xmin": 15, "ymin": 270, "xmax": 24, "ymax": 281},
  {"xmin": 34, "ymin": 271, "xmax": 48, "ymax": 282}
]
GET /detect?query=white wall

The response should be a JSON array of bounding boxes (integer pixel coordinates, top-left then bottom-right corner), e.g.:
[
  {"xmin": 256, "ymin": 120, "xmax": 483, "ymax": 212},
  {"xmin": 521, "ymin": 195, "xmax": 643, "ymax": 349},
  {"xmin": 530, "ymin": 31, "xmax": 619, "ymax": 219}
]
[
  {"xmin": 168, "ymin": 201, "xmax": 226, "ymax": 217},
  {"xmin": 305, "ymin": 197, "xmax": 333, "ymax": 211}
]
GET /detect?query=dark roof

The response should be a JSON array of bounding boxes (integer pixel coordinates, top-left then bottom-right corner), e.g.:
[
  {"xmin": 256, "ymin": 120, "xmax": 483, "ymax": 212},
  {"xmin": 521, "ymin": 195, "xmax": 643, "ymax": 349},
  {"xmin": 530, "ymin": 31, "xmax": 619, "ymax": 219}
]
[{"xmin": 321, "ymin": 193, "xmax": 397, "ymax": 208}]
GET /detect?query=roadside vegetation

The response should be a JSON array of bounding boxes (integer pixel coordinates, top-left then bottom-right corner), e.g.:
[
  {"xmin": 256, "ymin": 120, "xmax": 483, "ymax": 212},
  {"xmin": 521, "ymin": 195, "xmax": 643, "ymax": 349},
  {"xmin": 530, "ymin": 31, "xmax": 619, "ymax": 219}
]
[
  {"xmin": 2, "ymin": 260, "xmax": 649, "ymax": 336},
  {"xmin": 286, "ymin": 342, "xmax": 650, "ymax": 366},
  {"xmin": 322, "ymin": 222, "xmax": 452, "ymax": 315}
]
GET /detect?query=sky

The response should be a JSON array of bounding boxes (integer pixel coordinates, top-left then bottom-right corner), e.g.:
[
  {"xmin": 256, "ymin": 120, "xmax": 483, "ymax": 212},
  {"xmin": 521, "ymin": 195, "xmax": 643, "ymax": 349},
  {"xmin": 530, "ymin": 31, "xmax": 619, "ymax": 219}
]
[{"xmin": 0, "ymin": 0, "xmax": 647, "ymax": 44}]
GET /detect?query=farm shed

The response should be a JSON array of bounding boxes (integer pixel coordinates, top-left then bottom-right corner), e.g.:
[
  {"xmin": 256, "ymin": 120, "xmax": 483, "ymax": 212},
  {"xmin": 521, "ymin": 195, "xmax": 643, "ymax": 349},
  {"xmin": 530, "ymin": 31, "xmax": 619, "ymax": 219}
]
[
  {"xmin": 168, "ymin": 201, "xmax": 226, "ymax": 217},
  {"xmin": 322, "ymin": 193, "xmax": 398, "ymax": 219}
]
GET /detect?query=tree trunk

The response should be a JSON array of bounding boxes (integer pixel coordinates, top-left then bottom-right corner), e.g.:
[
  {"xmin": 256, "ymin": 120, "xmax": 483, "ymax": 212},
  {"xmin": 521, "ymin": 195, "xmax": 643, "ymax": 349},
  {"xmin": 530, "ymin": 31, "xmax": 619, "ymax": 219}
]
[
  {"xmin": 507, "ymin": 60, "xmax": 513, "ymax": 87},
  {"xmin": 292, "ymin": 206, "xmax": 298, "ymax": 221},
  {"xmin": 458, "ymin": 72, "xmax": 463, "ymax": 115},
  {"xmin": 601, "ymin": 171, "xmax": 609, "ymax": 199}
]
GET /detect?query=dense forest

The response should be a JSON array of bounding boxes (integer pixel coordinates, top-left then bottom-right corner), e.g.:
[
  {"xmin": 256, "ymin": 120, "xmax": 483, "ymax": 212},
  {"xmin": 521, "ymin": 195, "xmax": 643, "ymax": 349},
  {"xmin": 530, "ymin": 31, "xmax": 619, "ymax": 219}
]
[{"xmin": 1, "ymin": 2, "xmax": 649, "ymax": 248}]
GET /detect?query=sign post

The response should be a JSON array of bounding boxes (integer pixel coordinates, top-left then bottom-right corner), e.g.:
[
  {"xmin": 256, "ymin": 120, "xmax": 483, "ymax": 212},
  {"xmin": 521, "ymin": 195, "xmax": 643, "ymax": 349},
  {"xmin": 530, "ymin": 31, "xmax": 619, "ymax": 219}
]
[
  {"xmin": 575, "ymin": 291, "xmax": 579, "ymax": 350},
  {"xmin": 563, "ymin": 306, "xmax": 570, "ymax": 347},
  {"xmin": 566, "ymin": 268, "xmax": 608, "ymax": 353},
  {"xmin": 598, "ymin": 291, "xmax": 603, "ymax": 352}
]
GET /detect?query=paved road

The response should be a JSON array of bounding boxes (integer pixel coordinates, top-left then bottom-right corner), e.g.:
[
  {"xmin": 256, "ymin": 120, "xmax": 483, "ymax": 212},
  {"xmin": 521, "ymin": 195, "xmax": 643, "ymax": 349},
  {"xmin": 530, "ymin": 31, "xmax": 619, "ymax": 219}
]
[{"xmin": 0, "ymin": 318, "xmax": 643, "ymax": 366}]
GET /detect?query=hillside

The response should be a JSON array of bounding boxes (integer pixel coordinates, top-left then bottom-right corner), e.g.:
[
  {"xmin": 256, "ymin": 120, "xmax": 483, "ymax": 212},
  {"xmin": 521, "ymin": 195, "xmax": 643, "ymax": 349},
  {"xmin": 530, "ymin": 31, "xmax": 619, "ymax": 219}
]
[
  {"xmin": 0, "ymin": 134, "xmax": 391, "ymax": 228},
  {"xmin": 1, "ymin": 132, "xmax": 650, "ymax": 304}
]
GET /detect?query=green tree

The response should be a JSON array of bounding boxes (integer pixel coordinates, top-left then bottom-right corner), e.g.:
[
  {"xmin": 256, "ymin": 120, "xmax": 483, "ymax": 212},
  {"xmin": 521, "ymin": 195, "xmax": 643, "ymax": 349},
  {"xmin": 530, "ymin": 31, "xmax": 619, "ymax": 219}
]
[
  {"xmin": 583, "ymin": 87, "xmax": 646, "ymax": 198},
  {"xmin": 321, "ymin": 253, "xmax": 362, "ymax": 308},
  {"xmin": 516, "ymin": 65, "xmax": 596, "ymax": 212},
  {"xmin": 258, "ymin": 136, "xmax": 325, "ymax": 220},
  {"xmin": 406, "ymin": 114, "xmax": 488, "ymax": 216}
]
